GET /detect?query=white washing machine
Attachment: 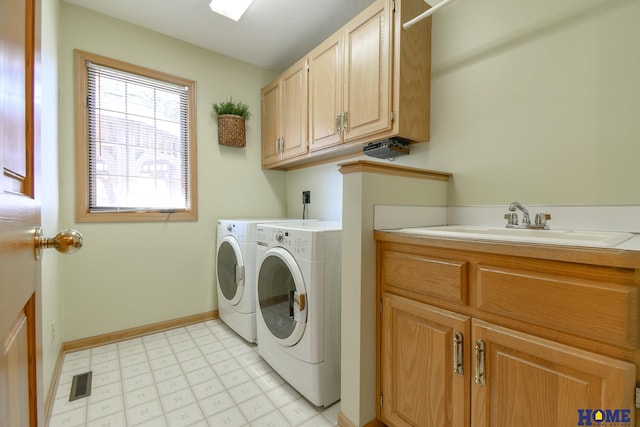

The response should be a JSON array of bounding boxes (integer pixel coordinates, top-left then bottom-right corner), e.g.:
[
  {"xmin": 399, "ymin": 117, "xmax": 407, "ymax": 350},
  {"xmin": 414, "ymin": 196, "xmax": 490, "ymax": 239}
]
[
  {"xmin": 216, "ymin": 219, "xmax": 313, "ymax": 343},
  {"xmin": 255, "ymin": 221, "xmax": 341, "ymax": 407}
]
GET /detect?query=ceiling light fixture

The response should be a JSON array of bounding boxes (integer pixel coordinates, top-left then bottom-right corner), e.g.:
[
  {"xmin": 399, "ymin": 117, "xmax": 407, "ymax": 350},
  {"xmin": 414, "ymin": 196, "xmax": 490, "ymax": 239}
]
[{"xmin": 208, "ymin": 0, "xmax": 254, "ymax": 21}]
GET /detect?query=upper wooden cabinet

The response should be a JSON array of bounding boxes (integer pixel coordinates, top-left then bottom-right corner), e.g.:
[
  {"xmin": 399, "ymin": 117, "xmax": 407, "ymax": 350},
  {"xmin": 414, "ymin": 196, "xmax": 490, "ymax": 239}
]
[
  {"xmin": 309, "ymin": 1, "xmax": 391, "ymax": 152},
  {"xmin": 308, "ymin": 32, "xmax": 343, "ymax": 152},
  {"xmin": 261, "ymin": 57, "xmax": 308, "ymax": 167},
  {"xmin": 261, "ymin": 0, "xmax": 431, "ymax": 169}
]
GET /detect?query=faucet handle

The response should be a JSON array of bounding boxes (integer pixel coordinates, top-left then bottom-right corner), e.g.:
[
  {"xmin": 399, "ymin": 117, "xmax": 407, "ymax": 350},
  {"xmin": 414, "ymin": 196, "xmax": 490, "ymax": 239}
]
[
  {"xmin": 504, "ymin": 212, "xmax": 518, "ymax": 226},
  {"xmin": 535, "ymin": 213, "xmax": 551, "ymax": 227}
]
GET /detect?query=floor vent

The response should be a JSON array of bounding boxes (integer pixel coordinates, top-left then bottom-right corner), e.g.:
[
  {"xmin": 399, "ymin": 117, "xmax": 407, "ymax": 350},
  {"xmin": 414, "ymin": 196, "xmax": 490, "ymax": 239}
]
[{"xmin": 69, "ymin": 371, "xmax": 92, "ymax": 401}]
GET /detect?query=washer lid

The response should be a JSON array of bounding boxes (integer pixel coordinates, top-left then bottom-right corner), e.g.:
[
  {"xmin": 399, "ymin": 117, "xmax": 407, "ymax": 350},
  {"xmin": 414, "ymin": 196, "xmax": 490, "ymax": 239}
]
[
  {"xmin": 216, "ymin": 236, "xmax": 245, "ymax": 306},
  {"xmin": 257, "ymin": 247, "xmax": 307, "ymax": 347}
]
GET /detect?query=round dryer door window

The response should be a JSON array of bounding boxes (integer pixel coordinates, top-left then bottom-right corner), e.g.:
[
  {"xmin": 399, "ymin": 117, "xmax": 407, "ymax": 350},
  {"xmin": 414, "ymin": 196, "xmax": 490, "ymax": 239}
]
[
  {"xmin": 257, "ymin": 247, "xmax": 307, "ymax": 347},
  {"xmin": 217, "ymin": 236, "xmax": 245, "ymax": 306}
]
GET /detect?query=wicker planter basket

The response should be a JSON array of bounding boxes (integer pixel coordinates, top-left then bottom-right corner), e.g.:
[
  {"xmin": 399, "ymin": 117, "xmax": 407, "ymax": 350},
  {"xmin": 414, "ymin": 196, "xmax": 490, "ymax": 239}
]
[{"xmin": 217, "ymin": 114, "xmax": 246, "ymax": 147}]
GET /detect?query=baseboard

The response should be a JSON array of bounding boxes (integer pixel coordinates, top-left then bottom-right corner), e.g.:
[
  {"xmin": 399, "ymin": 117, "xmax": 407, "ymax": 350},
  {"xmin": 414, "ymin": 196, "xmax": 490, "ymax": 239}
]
[
  {"xmin": 43, "ymin": 345, "xmax": 65, "ymax": 427},
  {"xmin": 62, "ymin": 310, "xmax": 218, "ymax": 353},
  {"xmin": 338, "ymin": 411, "xmax": 385, "ymax": 427}
]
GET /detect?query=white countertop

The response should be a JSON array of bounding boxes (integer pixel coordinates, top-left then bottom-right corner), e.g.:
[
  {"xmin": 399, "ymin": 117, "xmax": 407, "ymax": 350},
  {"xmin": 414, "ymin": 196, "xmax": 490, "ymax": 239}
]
[{"xmin": 380, "ymin": 225, "xmax": 640, "ymax": 251}]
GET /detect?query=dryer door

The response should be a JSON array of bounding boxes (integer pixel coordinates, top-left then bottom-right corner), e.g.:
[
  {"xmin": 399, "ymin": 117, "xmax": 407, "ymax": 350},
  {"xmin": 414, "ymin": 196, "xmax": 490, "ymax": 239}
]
[
  {"xmin": 216, "ymin": 236, "xmax": 245, "ymax": 306},
  {"xmin": 257, "ymin": 247, "xmax": 307, "ymax": 347}
]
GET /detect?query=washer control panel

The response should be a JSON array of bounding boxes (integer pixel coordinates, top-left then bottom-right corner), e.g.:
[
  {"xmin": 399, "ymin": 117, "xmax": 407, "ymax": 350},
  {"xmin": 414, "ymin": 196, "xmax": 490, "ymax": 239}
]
[{"xmin": 257, "ymin": 226, "xmax": 313, "ymax": 257}]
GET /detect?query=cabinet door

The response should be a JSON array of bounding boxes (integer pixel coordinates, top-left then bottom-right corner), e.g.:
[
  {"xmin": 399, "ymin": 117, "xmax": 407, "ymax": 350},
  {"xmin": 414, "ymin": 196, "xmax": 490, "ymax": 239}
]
[
  {"xmin": 280, "ymin": 58, "xmax": 308, "ymax": 160},
  {"xmin": 261, "ymin": 80, "xmax": 280, "ymax": 167},
  {"xmin": 343, "ymin": 0, "xmax": 391, "ymax": 143},
  {"xmin": 308, "ymin": 33, "xmax": 343, "ymax": 152},
  {"xmin": 471, "ymin": 320, "xmax": 636, "ymax": 427},
  {"xmin": 381, "ymin": 293, "xmax": 470, "ymax": 427}
]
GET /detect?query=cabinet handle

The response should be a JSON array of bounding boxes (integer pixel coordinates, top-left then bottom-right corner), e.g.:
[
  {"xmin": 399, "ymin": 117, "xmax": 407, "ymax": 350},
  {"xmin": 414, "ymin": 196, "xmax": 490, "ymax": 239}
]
[
  {"xmin": 474, "ymin": 339, "xmax": 486, "ymax": 386},
  {"xmin": 453, "ymin": 332, "xmax": 464, "ymax": 375},
  {"xmin": 336, "ymin": 115, "xmax": 342, "ymax": 135},
  {"xmin": 278, "ymin": 137, "xmax": 284, "ymax": 160},
  {"xmin": 342, "ymin": 111, "xmax": 349, "ymax": 133}
]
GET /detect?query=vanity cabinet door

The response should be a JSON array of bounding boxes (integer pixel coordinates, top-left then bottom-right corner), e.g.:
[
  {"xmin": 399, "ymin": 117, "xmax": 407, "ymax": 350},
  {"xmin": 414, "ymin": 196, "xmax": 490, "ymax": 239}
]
[
  {"xmin": 471, "ymin": 319, "xmax": 636, "ymax": 427},
  {"xmin": 381, "ymin": 293, "xmax": 470, "ymax": 427}
]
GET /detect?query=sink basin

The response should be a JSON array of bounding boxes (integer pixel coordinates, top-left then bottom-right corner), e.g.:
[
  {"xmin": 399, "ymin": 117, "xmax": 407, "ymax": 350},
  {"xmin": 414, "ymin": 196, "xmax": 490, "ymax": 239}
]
[{"xmin": 394, "ymin": 225, "xmax": 634, "ymax": 248}]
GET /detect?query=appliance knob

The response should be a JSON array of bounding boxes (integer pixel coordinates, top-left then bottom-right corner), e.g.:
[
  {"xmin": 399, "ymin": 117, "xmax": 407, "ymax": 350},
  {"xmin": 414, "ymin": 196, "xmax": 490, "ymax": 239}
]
[
  {"xmin": 275, "ymin": 231, "xmax": 284, "ymax": 243},
  {"xmin": 227, "ymin": 224, "xmax": 233, "ymax": 232}
]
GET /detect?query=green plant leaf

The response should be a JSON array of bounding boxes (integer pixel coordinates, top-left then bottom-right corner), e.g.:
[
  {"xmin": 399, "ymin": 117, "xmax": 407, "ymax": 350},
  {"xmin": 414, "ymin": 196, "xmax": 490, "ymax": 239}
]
[{"xmin": 211, "ymin": 97, "xmax": 251, "ymax": 121}]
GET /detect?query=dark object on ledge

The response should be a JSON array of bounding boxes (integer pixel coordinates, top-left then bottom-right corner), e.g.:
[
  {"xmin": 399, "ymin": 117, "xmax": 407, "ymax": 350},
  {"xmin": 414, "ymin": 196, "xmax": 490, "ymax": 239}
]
[{"xmin": 363, "ymin": 138, "xmax": 410, "ymax": 160}]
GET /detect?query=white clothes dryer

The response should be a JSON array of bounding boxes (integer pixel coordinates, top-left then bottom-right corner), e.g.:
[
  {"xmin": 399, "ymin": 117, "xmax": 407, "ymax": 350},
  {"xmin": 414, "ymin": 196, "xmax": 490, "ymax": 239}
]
[
  {"xmin": 216, "ymin": 219, "xmax": 313, "ymax": 343},
  {"xmin": 255, "ymin": 221, "xmax": 341, "ymax": 407}
]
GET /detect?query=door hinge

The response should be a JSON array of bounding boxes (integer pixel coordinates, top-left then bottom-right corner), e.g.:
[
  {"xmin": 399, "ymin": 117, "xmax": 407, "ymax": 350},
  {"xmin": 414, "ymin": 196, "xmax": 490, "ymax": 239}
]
[
  {"xmin": 390, "ymin": 110, "xmax": 396, "ymax": 122},
  {"xmin": 635, "ymin": 384, "xmax": 640, "ymax": 409},
  {"xmin": 392, "ymin": 0, "xmax": 397, "ymax": 13},
  {"xmin": 380, "ymin": 392, "xmax": 383, "ymax": 407},
  {"xmin": 380, "ymin": 300, "xmax": 383, "ymax": 313}
]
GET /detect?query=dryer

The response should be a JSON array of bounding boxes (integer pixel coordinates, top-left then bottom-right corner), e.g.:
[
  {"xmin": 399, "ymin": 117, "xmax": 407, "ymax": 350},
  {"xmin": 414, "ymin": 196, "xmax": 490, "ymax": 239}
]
[
  {"xmin": 255, "ymin": 221, "xmax": 341, "ymax": 407},
  {"xmin": 216, "ymin": 219, "xmax": 312, "ymax": 343}
]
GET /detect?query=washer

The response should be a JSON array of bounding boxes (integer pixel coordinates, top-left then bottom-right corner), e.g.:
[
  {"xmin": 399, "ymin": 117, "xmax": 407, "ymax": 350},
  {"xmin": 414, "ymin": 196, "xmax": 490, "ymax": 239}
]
[
  {"xmin": 216, "ymin": 219, "xmax": 312, "ymax": 343},
  {"xmin": 255, "ymin": 221, "xmax": 341, "ymax": 407}
]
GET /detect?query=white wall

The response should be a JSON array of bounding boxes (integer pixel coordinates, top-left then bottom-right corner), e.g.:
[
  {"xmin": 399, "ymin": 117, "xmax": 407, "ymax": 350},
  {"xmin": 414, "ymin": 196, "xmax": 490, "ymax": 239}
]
[
  {"xmin": 404, "ymin": 0, "xmax": 640, "ymax": 206},
  {"xmin": 340, "ymin": 171, "xmax": 448, "ymax": 426},
  {"xmin": 58, "ymin": 3, "xmax": 283, "ymax": 341},
  {"xmin": 286, "ymin": 162, "xmax": 343, "ymax": 221}
]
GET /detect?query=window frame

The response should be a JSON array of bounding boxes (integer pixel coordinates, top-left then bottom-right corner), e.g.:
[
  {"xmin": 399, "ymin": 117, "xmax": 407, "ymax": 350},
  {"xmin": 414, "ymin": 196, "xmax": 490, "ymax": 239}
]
[{"xmin": 74, "ymin": 49, "xmax": 198, "ymax": 222}]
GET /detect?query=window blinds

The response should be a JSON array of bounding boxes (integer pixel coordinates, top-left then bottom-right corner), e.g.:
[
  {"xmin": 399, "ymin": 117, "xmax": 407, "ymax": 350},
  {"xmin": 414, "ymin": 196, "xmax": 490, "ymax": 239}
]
[{"xmin": 86, "ymin": 62, "xmax": 190, "ymax": 212}]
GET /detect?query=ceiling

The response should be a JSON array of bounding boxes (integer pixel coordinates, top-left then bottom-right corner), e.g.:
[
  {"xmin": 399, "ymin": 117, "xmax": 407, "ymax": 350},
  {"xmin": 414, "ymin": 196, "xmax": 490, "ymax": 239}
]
[{"xmin": 63, "ymin": 0, "xmax": 377, "ymax": 73}]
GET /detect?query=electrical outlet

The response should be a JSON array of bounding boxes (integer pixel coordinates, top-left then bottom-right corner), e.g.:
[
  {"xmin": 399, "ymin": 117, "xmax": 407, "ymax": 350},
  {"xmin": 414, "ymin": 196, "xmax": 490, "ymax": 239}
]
[
  {"xmin": 51, "ymin": 320, "xmax": 56, "ymax": 344},
  {"xmin": 302, "ymin": 190, "xmax": 311, "ymax": 204}
]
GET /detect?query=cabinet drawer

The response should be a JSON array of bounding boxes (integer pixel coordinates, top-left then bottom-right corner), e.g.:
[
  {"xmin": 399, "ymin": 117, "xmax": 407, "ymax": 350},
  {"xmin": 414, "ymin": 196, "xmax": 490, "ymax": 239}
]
[
  {"xmin": 382, "ymin": 250, "xmax": 468, "ymax": 304},
  {"xmin": 476, "ymin": 265, "xmax": 639, "ymax": 348}
]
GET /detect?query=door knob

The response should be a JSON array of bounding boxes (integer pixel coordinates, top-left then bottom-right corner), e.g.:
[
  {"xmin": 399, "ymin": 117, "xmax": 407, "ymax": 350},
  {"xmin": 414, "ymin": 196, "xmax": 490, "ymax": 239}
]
[{"xmin": 34, "ymin": 227, "xmax": 84, "ymax": 260}]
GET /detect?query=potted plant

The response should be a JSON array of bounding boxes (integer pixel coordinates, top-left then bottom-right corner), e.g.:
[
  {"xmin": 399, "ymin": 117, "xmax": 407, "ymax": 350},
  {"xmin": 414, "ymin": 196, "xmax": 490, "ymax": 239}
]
[{"xmin": 212, "ymin": 97, "xmax": 251, "ymax": 147}]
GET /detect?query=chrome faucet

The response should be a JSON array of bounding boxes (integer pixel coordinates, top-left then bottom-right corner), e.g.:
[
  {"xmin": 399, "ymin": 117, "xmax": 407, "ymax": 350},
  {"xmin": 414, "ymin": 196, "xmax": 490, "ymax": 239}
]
[{"xmin": 504, "ymin": 201, "xmax": 551, "ymax": 229}]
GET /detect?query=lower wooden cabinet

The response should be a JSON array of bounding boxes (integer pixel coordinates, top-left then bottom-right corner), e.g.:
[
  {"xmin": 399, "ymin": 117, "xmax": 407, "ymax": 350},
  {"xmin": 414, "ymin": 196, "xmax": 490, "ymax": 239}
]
[
  {"xmin": 379, "ymin": 292, "xmax": 637, "ymax": 427},
  {"xmin": 381, "ymin": 293, "xmax": 470, "ymax": 427},
  {"xmin": 472, "ymin": 320, "xmax": 635, "ymax": 427}
]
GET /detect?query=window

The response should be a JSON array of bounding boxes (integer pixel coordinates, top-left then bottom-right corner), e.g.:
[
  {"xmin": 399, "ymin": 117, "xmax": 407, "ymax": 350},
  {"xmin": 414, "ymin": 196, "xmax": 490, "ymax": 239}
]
[{"xmin": 75, "ymin": 50, "xmax": 197, "ymax": 222}]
